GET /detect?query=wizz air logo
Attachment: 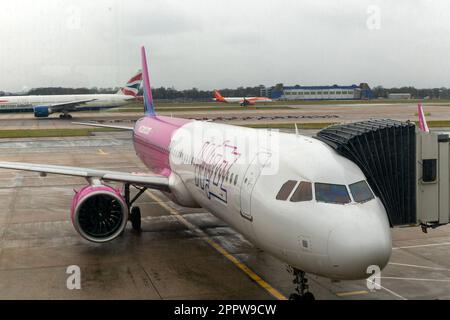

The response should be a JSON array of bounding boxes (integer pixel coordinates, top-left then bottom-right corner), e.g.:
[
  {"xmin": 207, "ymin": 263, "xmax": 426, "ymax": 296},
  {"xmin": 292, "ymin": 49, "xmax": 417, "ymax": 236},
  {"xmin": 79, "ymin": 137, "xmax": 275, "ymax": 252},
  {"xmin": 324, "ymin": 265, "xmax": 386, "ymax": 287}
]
[{"xmin": 194, "ymin": 141, "xmax": 241, "ymax": 203}]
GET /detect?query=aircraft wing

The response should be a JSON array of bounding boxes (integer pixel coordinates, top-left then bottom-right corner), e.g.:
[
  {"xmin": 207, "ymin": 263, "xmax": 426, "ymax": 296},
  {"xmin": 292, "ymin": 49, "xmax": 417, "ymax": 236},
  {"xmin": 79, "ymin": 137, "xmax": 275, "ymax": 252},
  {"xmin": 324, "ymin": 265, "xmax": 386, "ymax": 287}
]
[
  {"xmin": 43, "ymin": 99, "xmax": 97, "ymax": 112},
  {"xmin": 72, "ymin": 121, "xmax": 135, "ymax": 131},
  {"xmin": 0, "ymin": 161, "xmax": 170, "ymax": 191}
]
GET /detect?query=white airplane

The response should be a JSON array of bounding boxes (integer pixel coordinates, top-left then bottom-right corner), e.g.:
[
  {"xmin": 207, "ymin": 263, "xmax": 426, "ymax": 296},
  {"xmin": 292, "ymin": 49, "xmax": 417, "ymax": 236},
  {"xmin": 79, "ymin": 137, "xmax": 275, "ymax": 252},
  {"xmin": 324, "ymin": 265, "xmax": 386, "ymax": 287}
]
[
  {"xmin": 0, "ymin": 71, "xmax": 143, "ymax": 119},
  {"xmin": 213, "ymin": 90, "xmax": 272, "ymax": 106},
  {"xmin": 0, "ymin": 47, "xmax": 391, "ymax": 300}
]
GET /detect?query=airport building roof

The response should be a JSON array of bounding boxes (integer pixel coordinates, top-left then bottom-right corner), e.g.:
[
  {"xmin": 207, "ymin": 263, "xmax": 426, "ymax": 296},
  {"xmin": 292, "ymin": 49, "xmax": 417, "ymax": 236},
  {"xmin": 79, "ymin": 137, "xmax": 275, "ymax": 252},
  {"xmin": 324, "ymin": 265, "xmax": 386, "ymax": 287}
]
[{"xmin": 283, "ymin": 85, "xmax": 359, "ymax": 90}]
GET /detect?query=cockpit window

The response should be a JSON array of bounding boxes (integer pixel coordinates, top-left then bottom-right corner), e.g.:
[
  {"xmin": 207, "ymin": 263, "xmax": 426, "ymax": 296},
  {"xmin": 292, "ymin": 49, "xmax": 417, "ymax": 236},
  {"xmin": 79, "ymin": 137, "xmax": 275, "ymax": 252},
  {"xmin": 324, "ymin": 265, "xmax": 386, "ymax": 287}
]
[
  {"xmin": 290, "ymin": 182, "xmax": 312, "ymax": 202},
  {"xmin": 349, "ymin": 180, "xmax": 374, "ymax": 203},
  {"xmin": 276, "ymin": 180, "xmax": 297, "ymax": 200},
  {"xmin": 315, "ymin": 183, "xmax": 351, "ymax": 204}
]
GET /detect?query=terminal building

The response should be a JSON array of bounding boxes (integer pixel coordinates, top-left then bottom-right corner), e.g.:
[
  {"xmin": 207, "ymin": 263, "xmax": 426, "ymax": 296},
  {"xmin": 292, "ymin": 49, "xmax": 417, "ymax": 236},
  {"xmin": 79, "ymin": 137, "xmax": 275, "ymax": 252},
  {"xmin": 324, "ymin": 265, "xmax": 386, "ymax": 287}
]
[
  {"xmin": 388, "ymin": 93, "xmax": 412, "ymax": 100},
  {"xmin": 261, "ymin": 83, "xmax": 374, "ymax": 100}
]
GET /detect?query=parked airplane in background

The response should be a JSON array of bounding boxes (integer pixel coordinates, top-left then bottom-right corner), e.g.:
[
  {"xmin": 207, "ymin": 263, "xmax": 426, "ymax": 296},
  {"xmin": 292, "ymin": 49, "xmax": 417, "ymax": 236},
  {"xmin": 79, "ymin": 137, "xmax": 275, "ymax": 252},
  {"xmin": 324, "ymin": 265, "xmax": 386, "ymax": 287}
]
[
  {"xmin": 0, "ymin": 47, "xmax": 392, "ymax": 300},
  {"xmin": 0, "ymin": 71, "xmax": 143, "ymax": 119},
  {"xmin": 213, "ymin": 90, "xmax": 272, "ymax": 106}
]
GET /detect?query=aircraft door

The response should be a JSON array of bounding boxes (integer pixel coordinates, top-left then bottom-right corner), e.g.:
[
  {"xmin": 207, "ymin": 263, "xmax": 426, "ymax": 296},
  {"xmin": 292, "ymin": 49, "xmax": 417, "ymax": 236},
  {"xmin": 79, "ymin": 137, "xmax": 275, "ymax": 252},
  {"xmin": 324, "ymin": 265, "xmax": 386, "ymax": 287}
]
[{"xmin": 240, "ymin": 152, "xmax": 271, "ymax": 221}]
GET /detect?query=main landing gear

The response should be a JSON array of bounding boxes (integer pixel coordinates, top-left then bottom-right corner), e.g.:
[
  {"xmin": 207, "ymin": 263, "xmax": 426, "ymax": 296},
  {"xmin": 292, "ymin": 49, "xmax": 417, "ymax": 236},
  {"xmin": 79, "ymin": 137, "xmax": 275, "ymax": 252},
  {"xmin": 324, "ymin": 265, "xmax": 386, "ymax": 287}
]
[
  {"xmin": 288, "ymin": 266, "xmax": 315, "ymax": 301},
  {"xmin": 59, "ymin": 113, "xmax": 72, "ymax": 119},
  {"xmin": 123, "ymin": 183, "xmax": 147, "ymax": 231}
]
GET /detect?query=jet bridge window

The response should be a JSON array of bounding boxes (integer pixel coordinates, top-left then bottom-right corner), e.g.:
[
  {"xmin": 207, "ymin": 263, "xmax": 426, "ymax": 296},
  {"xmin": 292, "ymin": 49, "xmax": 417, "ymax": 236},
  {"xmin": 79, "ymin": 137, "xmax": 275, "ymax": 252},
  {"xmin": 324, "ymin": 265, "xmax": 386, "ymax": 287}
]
[
  {"xmin": 276, "ymin": 180, "xmax": 297, "ymax": 201},
  {"xmin": 349, "ymin": 180, "xmax": 374, "ymax": 203},
  {"xmin": 290, "ymin": 182, "xmax": 312, "ymax": 202},
  {"xmin": 315, "ymin": 183, "xmax": 351, "ymax": 204},
  {"xmin": 422, "ymin": 159, "xmax": 437, "ymax": 182}
]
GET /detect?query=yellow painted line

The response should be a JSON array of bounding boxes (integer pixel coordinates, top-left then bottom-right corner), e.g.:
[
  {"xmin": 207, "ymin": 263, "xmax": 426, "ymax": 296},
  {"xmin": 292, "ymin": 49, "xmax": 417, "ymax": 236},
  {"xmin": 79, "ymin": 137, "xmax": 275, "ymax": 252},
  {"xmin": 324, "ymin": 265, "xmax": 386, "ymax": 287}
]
[
  {"xmin": 145, "ymin": 190, "xmax": 287, "ymax": 300},
  {"xmin": 336, "ymin": 290, "xmax": 368, "ymax": 297},
  {"xmin": 97, "ymin": 148, "xmax": 108, "ymax": 155}
]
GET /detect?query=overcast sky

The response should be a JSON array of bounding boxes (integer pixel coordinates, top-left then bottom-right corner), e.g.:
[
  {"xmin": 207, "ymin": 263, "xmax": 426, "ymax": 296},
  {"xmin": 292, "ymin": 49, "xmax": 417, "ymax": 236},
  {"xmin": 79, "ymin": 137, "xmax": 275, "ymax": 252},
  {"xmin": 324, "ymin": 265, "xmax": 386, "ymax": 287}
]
[{"xmin": 1, "ymin": 0, "xmax": 449, "ymax": 91}]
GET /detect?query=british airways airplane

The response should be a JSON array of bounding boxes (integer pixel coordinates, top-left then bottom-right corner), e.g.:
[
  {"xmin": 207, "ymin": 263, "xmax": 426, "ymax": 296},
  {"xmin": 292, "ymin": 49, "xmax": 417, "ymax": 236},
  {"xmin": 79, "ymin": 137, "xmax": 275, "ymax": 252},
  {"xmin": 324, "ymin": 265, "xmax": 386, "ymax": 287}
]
[
  {"xmin": 0, "ymin": 71, "xmax": 142, "ymax": 119},
  {"xmin": 0, "ymin": 47, "xmax": 392, "ymax": 300}
]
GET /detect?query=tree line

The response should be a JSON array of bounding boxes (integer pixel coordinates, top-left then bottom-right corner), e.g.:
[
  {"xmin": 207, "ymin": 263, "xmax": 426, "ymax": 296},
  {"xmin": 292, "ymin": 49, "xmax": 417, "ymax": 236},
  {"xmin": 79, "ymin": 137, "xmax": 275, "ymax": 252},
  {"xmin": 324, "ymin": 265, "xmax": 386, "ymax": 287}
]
[
  {"xmin": 372, "ymin": 86, "xmax": 450, "ymax": 99},
  {"xmin": 1, "ymin": 85, "xmax": 450, "ymax": 100}
]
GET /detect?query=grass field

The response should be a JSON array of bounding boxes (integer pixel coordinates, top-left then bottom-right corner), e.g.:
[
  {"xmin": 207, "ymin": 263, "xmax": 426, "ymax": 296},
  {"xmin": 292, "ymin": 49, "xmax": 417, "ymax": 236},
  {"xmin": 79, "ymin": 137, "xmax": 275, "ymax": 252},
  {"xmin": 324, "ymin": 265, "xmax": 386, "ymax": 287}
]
[
  {"xmin": 0, "ymin": 128, "xmax": 119, "ymax": 139},
  {"xmin": 105, "ymin": 99, "xmax": 450, "ymax": 113}
]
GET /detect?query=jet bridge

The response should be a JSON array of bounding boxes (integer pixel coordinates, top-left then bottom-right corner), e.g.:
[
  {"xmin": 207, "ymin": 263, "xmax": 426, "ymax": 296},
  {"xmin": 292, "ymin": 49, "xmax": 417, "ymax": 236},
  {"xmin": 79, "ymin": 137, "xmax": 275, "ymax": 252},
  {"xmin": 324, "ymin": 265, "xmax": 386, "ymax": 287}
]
[{"xmin": 316, "ymin": 119, "xmax": 450, "ymax": 230}]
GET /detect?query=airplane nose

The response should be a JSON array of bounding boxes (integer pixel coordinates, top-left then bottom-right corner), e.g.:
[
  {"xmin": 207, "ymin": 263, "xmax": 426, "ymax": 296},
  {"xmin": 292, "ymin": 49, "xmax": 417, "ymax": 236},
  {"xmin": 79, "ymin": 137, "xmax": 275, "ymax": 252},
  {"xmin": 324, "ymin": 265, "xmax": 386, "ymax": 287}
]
[{"xmin": 327, "ymin": 218, "xmax": 392, "ymax": 280}]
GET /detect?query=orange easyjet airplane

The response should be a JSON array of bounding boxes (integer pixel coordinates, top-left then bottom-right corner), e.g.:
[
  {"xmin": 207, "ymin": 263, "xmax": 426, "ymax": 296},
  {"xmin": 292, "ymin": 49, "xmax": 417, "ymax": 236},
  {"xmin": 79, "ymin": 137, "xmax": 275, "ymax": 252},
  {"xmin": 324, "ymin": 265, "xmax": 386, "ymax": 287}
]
[{"xmin": 213, "ymin": 90, "xmax": 272, "ymax": 106}]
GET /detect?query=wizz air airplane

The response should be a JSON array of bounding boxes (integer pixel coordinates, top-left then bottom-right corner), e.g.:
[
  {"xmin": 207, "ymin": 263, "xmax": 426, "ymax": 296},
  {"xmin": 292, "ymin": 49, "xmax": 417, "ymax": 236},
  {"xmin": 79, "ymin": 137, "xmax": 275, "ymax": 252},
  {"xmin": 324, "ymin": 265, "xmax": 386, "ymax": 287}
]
[
  {"xmin": 0, "ymin": 47, "xmax": 392, "ymax": 300},
  {"xmin": 0, "ymin": 71, "xmax": 143, "ymax": 119},
  {"xmin": 213, "ymin": 90, "xmax": 272, "ymax": 106}
]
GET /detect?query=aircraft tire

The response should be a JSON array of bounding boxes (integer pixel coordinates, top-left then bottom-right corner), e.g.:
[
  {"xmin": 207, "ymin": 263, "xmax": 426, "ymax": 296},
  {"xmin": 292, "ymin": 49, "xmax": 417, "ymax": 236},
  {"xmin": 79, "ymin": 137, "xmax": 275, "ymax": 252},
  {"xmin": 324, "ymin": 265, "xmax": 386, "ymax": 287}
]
[{"xmin": 130, "ymin": 207, "xmax": 142, "ymax": 231}]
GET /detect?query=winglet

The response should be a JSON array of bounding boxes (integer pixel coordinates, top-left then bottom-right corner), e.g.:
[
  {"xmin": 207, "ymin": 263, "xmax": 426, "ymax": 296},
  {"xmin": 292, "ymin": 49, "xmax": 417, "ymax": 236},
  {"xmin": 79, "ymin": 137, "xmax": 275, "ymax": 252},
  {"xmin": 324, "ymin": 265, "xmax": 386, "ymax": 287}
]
[
  {"xmin": 141, "ymin": 46, "xmax": 156, "ymax": 116},
  {"xmin": 418, "ymin": 103, "xmax": 429, "ymax": 132}
]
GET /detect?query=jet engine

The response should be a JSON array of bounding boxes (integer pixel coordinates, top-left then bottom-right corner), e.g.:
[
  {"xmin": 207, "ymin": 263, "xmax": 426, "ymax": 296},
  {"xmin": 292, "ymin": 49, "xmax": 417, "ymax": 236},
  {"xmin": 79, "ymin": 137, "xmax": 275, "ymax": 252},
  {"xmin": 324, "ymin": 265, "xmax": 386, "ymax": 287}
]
[
  {"xmin": 71, "ymin": 184, "xmax": 128, "ymax": 243},
  {"xmin": 33, "ymin": 106, "xmax": 53, "ymax": 118}
]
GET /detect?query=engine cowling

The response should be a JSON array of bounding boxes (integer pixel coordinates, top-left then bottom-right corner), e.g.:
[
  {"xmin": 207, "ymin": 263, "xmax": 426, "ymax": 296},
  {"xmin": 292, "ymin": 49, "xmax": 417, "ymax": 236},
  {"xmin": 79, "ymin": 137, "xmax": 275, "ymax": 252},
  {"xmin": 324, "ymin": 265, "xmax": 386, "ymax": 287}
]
[
  {"xmin": 33, "ymin": 105, "xmax": 53, "ymax": 118},
  {"xmin": 71, "ymin": 184, "xmax": 128, "ymax": 243}
]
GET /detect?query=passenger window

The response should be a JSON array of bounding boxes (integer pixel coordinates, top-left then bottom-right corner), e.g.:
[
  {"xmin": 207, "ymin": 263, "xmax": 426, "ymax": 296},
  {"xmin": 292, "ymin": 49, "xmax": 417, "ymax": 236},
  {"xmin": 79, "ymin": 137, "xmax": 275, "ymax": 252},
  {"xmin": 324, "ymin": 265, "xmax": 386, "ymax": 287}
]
[
  {"xmin": 349, "ymin": 180, "xmax": 374, "ymax": 203},
  {"xmin": 234, "ymin": 175, "xmax": 238, "ymax": 185},
  {"xmin": 276, "ymin": 180, "xmax": 297, "ymax": 201},
  {"xmin": 290, "ymin": 182, "xmax": 312, "ymax": 202},
  {"xmin": 315, "ymin": 183, "xmax": 351, "ymax": 204}
]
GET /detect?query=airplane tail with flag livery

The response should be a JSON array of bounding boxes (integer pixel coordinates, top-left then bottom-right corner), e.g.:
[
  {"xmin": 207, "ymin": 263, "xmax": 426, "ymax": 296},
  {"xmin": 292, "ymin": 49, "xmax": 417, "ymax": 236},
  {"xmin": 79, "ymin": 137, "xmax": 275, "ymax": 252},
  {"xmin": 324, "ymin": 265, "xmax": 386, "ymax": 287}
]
[{"xmin": 117, "ymin": 70, "xmax": 143, "ymax": 97}]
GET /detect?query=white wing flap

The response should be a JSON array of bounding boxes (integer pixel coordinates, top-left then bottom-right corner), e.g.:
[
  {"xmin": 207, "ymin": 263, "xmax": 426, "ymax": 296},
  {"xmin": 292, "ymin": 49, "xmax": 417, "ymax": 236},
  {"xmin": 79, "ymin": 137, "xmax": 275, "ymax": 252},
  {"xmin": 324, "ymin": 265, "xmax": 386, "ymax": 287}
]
[
  {"xmin": 46, "ymin": 99, "xmax": 97, "ymax": 111},
  {"xmin": 0, "ymin": 161, "xmax": 169, "ymax": 191}
]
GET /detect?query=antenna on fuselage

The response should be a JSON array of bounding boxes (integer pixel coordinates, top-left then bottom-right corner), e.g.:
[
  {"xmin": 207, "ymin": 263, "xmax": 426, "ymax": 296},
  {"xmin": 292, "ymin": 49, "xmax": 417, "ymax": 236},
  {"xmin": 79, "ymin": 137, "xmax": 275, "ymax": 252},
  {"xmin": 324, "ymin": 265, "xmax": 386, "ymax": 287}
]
[{"xmin": 294, "ymin": 123, "xmax": 299, "ymax": 137}]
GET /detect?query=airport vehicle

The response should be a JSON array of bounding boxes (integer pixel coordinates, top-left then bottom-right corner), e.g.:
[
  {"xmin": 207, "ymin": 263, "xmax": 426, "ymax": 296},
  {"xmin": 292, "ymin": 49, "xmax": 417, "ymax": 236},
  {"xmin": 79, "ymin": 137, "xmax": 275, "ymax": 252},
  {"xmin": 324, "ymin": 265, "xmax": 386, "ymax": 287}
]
[
  {"xmin": 213, "ymin": 90, "xmax": 272, "ymax": 106},
  {"xmin": 0, "ymin": 48, "xmax": 392, "ymax": 300},
  {"xmin": 0, "ymin": 71, "xmax": 143, "ymax": 119}
]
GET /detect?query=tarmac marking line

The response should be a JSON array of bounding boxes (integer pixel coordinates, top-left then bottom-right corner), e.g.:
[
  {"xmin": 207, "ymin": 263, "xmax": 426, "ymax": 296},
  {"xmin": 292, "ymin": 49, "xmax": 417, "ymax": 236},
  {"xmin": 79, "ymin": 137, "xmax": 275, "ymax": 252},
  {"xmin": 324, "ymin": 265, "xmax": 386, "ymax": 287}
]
[
  {"xmin": 335, "ymin": 290, "xmax": 368, "ymax": 297},
  {"xmin": 393, "ymin": 242, "xmax": 450, "ymax": 250},
  {"xmin": 389, "ymin": 262, "xmax": 450, "ymax": 271},
  {"xmin": 382, "ymin": 276, "xmax": 450, "ymax": 282},
  {"xmin": 97, "ymin": 148, "xmax": 108, "ymax": 155},
  {"xmin": 378, "ymin": 283, "xmax": 407, "ymax": 300},
  {"xmin": 145, "ymin": 190, "xmax": 287, "ymax": 300}
]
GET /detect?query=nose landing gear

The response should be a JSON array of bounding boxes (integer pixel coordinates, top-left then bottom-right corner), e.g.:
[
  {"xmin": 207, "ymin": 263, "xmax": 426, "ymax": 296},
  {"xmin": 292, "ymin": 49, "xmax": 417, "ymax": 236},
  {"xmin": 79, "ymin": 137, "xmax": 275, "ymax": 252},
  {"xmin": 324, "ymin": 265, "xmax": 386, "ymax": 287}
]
[{"xmin": 288, "ymin": 266, "xmax": 315, "ymax": 301}]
